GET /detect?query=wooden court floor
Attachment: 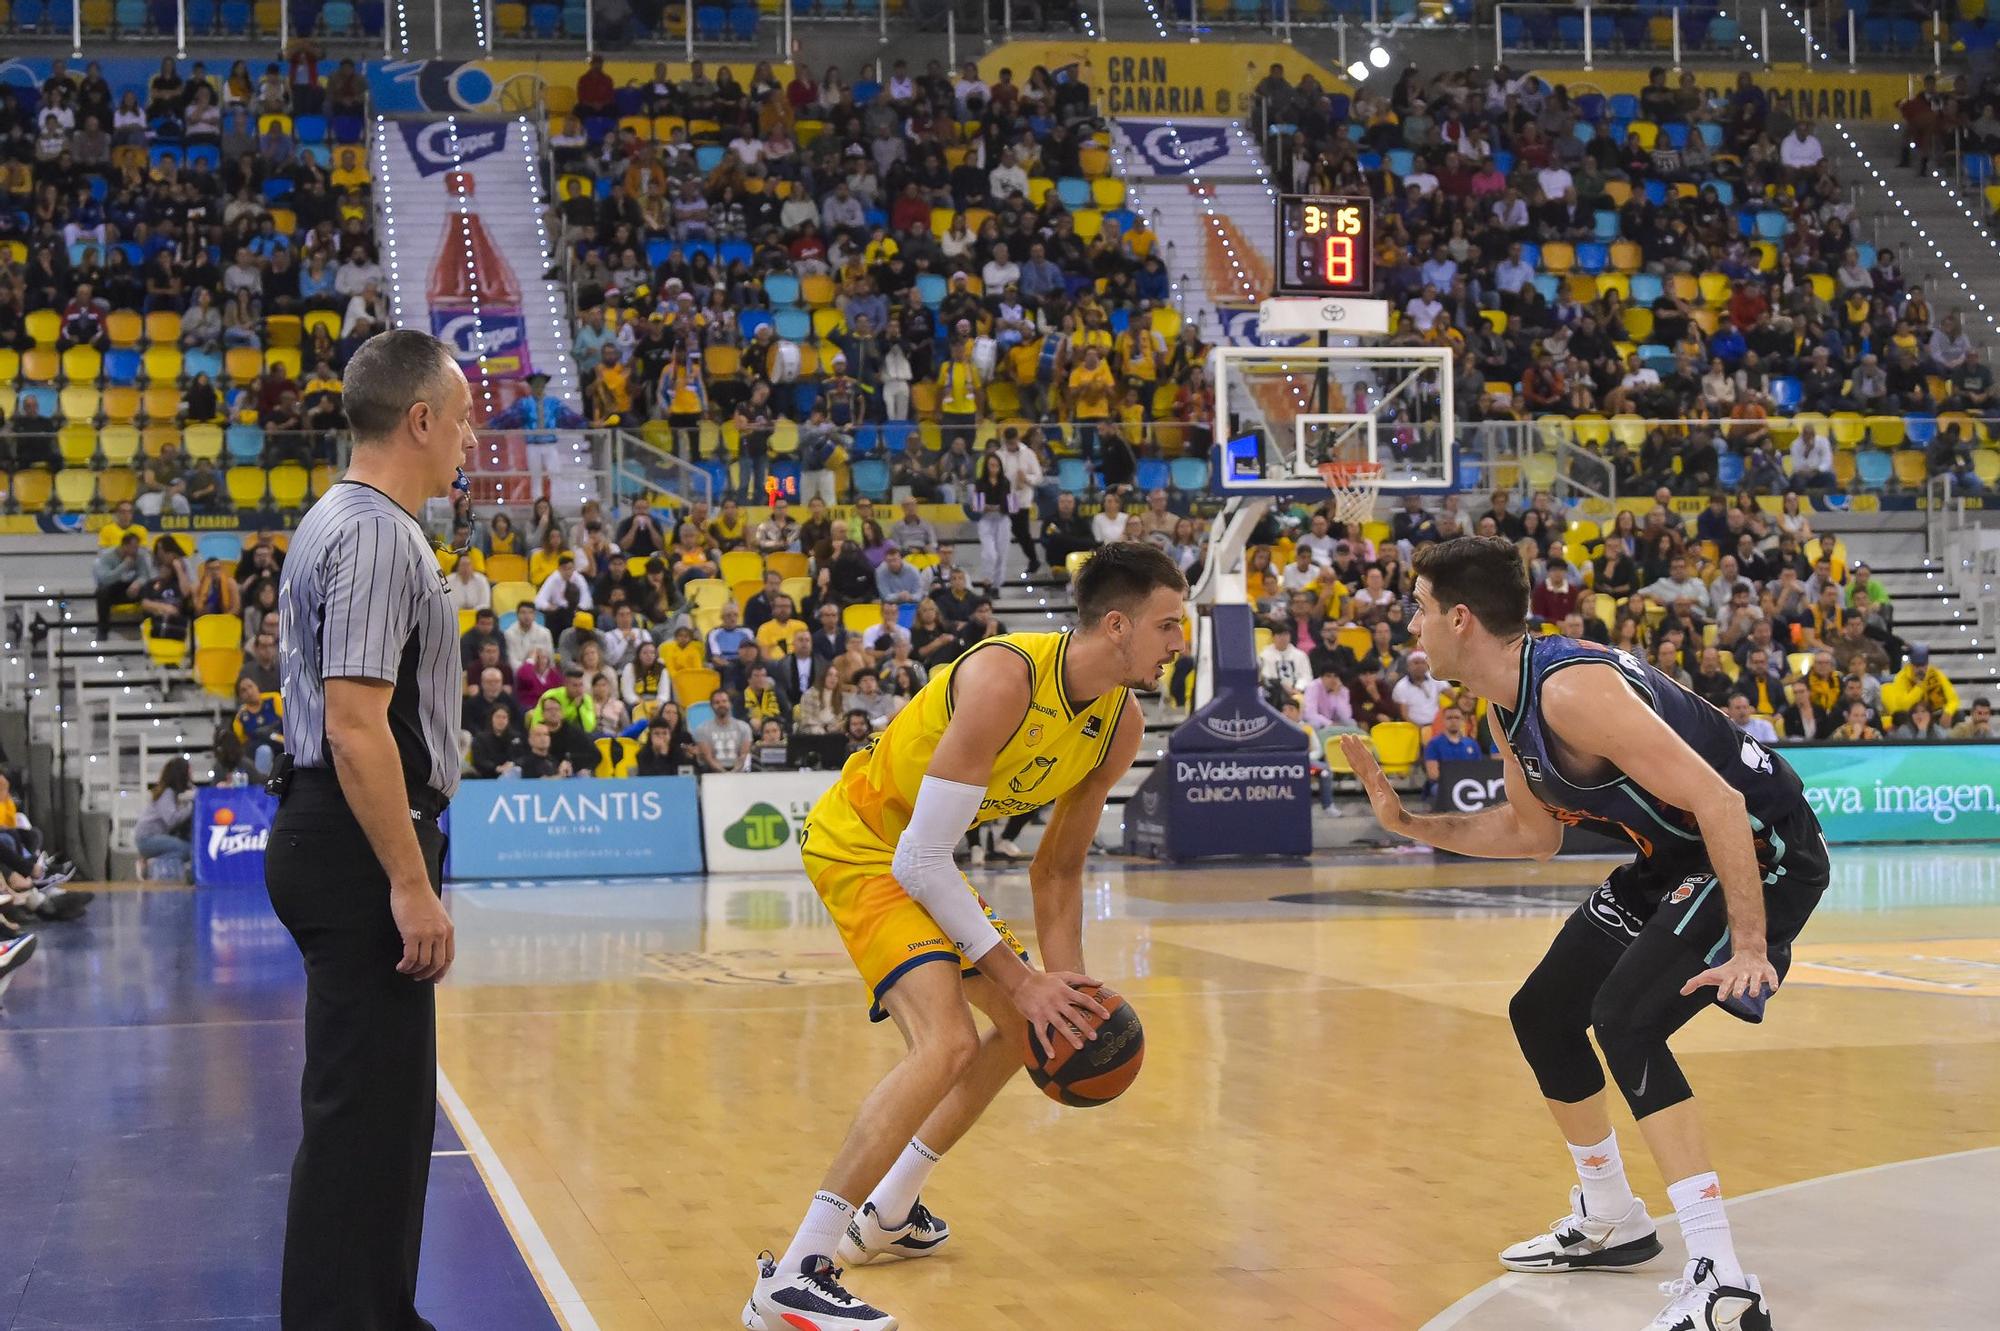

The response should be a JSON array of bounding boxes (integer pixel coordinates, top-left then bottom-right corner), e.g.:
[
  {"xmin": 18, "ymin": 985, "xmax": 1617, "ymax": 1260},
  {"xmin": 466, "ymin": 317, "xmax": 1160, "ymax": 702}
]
[{"xmin": 434, "ymin": 848, "xmax": 2000, "ymax": 1330}]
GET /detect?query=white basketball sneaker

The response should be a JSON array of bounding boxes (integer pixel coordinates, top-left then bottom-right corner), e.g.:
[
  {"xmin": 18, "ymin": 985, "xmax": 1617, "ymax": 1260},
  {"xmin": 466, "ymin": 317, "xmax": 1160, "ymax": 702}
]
[
  {"xmin": 1646, "ymin": 1257, "xmax": 1775, "ymax": 1330},
  {"xmin": 836, "ymin": 1199, "xmax": 951, "ymax": 1265},
  {"xmin": 1499, "ymin": 1186, "xmax": 1664, "ymax": 1273},
  {"xmin": 742, "ymin": 1251, "xmax": 896, "ymax": 1331}
]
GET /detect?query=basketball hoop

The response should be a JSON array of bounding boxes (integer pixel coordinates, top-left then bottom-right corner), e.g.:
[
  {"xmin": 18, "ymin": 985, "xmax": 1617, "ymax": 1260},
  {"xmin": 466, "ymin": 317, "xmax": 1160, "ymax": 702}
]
[{"xmin": 1317, "ymin": 461, "xmax": 1384, "ymax": 527}]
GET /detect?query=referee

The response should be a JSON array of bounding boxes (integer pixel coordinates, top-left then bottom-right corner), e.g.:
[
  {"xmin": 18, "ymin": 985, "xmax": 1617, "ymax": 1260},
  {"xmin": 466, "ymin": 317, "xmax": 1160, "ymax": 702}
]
[{"xmin": 265, "ymin": 329, "xmax": 474, "ymax": 1331}]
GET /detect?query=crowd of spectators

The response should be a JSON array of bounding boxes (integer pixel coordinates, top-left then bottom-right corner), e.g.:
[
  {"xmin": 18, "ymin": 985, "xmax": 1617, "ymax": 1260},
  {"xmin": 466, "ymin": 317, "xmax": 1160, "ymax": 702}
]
[
  {"xmin": 1248, "ymin": 484, "xmax": 1992, "ymax": 804},
  {"xmin": 1256, "ymin": 62, "xmax": 1998, "ymax": 498},
  {"xmin": 440, "ymin": 492, "xmax": 1070, "ymax": 781},
  {"xmin": 0, "ymin": 52, "xmax": 378, "ymax": 510},
  {"xmin": 545, "ymin": 57, "xmax": 1223, "ymax": 506}
]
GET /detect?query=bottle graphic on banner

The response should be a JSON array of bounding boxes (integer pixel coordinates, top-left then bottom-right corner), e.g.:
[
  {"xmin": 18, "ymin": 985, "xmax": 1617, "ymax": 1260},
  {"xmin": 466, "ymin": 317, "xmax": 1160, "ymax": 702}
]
[{"xmin": 428, "ymin": 171, "xmax": 531, "ymax": 387}]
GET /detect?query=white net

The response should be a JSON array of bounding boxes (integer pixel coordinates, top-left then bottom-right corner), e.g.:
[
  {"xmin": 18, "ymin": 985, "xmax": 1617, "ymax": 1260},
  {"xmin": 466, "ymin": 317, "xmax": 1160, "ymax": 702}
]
[{"xmin": 1318, "ymin": 462, "xmax": 1383, "ymax": 526}]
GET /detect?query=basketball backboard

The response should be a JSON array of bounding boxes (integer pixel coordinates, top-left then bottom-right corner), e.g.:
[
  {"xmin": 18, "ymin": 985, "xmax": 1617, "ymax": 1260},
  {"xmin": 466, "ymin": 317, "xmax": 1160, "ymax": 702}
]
[{"xmin": 1207, "ymin": 344, "xmax": 1455, "ymax": 499}]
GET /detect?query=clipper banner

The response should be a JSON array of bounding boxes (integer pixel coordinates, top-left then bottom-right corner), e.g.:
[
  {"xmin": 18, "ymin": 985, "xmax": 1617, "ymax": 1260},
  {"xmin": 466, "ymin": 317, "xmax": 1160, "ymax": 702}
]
[
  {"xmin": 1125, "ymin": 603, "xmax": 1311, "ymax": 861},
  {"xmin": 193, "ymin": 786, "xmax": 278, "ymax": 890},
  {"xmin": 447, "ymin": 777, "xmax": 704, "ymax": 880}
]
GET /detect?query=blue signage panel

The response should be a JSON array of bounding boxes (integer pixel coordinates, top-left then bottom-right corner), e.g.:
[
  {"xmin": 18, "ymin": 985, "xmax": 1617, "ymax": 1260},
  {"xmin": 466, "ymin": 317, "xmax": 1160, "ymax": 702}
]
[
  {"xmin": 194, "ymin": 785, "xmax": 278, "ymax": 889},
  {"xmin": 446, "ymin": 777, "xmax": 704, "ymax": 881}
]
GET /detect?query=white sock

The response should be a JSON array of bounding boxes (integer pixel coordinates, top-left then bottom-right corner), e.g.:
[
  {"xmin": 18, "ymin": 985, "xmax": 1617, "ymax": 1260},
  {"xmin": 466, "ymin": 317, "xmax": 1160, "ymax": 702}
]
[
  {"xmin": 866, "ymin": 1138, "xmax": 942, "ymax": 1229},
  {"xmin": 778, "ymin": 1191, "xmax": 855, "ymax": 1274},
  {"xmin": 1567, "ymin": 1130, "xmax": 1636, "ymax": 1219},
  {"xmin": 1668, "ymin": 1171, "xmax": 1744, "ymax": 1287}
]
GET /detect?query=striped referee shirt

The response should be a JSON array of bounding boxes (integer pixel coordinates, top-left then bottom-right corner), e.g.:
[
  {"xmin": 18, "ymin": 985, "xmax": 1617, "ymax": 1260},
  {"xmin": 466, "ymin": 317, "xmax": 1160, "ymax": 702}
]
[{"xmin": 277, "ymin": 480, "xmax": 461, "ymax": 801}]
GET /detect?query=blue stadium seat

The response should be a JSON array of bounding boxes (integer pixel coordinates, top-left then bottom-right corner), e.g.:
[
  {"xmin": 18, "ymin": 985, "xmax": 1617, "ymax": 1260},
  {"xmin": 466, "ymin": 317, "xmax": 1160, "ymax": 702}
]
[
  {"xmin": 220, "ymin": 0, "xmax": 249, "ymax": 29},
  {"xmin": 185, "ymin": 348, "xmax": 224, "ymax": 379},
  {"xmin": 850, "ymin": 458, "xmax": 890, "ymax": 499},
  {"xmin": 1574, "ymin": 243, "xmax": 1609, "ymax": 274},
  {"xmin": 197, "ymin": 533, "xmax": 243, "ymax": 562},
  {"xmin": 694, "ymin": 144, "xmax": 725, "ymax": 173},
  {"xmin": 1902, "ymin": 416, "xmax": 1938, "ymax": 446},
  {"xmin": 1057, "ymin": 457, "xmax": 1090, "ymax": 493},
  {"xmin": 293, "ymin": 114, "xmax": 327, "ymax": 142},
  {"xmin": 1609, "ymin": 94, "xmax": 1639, "ymax": 119},
  {"xmin": 773, "ymin": 309, "xmax": 811, "ymax": 341},
  {"xmin": 562, "ymin": 5, "xmax": 587, "ymax": 35},
  {"xmin": 321, "ymin": 0, "xmax": 355, "ymax": 31},
  {"xmin": 763, "ymin": 273, "xmax": 799, "ymax": 305},
  {"xmin": 1057, "ymin": 177, "xmax": 1092, "ymax": 209},
  {"xmin": 728, "ymin": 3, "xmax": 757, "ymax": 38},
  {"xmin": 880, "ymin": 421, "xmax": 915, "ymax": 454},
  {"xmin": 1716, "ymin": 452, "xmax": 1744, "ymax": 488},
  {"xmin": 1135, "ymin": 459, "xmax": 1170, "ymax": 493},
  {"xmin": 225, "ymin": 425, "xmax": 265, "ymax": 462},
  {"xmin": 1169, "ymin": 457, "xmax": 1208, "ymax": 493},
  {"xmin": 737, "ymin": 308, "xmax": 772, "ymax": 338},
  {"xmin": 1855, "ymin": 450, "xmax": 1893, "ymax": 488},
  {"xmin": 114, "ymin": 0, "xmax": 146, "ymax": 28},
  {"xmin": 187, "ymin": 0, "xmax": 214, "ymax": 24},
  {"xmin": 104, "ymin": 349, "xmax": 143, "ymax": 385},
  {"xmin": 695, "ymin": 4, "xmax": 725, "ymax": 38},
  {"xmin": 1767, "ymin": 377, "xmax": 1802, "ymax": 411},
  {"xmin": 1629, "ymin": 273, "xmax": 1664, "ymax": 305},
  {"xmin": 529, "ymin": 2, "xmax": 559, "ymax": 34}
]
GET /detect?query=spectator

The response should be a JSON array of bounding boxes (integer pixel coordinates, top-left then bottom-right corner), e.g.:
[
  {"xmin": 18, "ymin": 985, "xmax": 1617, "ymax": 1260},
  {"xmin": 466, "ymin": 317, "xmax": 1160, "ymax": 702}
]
[
  {"xmin": 1880, "ymin": 643, "xmax": 1958, "ymax": 726},
  {"xmin": 515, "ymin": 646, "xmax": 563, "ymax": 711},
  {"xmin": 1258, "ymin": 625, "xmax": 1313, "ymax": 703},
  {"xmin": 1950, "ymin": 697, "xmax": 1995, "ymax": 740},
  {"xmin": 94, "ymin": 531, "xmax": 154, "ymax": 632},
  {"xmin": 1831, "ymin": 699, "xmax": 1881, "ymax": 741},
  {"xmin": 515, "ymin": 724, "xmax": 573, "ymax": 779},
  {"xmin": 1421, "ymin": 706, "xmax": 1483, "ymax": 794},
  {"xmin": 504, "ymin": 602, "xmax": 554, "ymax": 667},
  {"xmin": 696, "ymin": 690, "xmax": 754, "ymax": 771},
  {"xmin": 470, "ymin": 705, "xmax": 524, "ymax": 778},
  {"xmin": 1391, "ymin": 650, "xmax": 1445, "ymax": 727},
  {"xmin": 1727, "ymin": 693, "xmax": 1779, "ymax": 744},
  {"xmin": 132, "ymin": 757, "xmax": 195, "ymax": 872},
  {"xmin": 636, "ymin": 705, "xmax": 700, "ymax": 774},
  {"xmin": 1890, "ymin": 700, "xmax": 1949, "ymax": 740},
  {"xmin": 446, "ymin": 555, "xmax": 490, "ymax": 614},
  {"xmin": 875, "ymin": 548, "xmax": 924, "ymax": 604}
]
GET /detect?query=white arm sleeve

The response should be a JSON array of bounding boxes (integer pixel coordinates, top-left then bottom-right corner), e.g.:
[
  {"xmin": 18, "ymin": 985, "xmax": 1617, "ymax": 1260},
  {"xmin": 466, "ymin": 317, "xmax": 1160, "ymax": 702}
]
[{"xmin": 891, "ymin": 775, "xmax": 1007, "ymax": 964}]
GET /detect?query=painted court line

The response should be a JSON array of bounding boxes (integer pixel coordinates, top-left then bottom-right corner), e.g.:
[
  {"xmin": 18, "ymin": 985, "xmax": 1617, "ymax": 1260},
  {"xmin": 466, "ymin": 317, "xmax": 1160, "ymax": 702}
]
[
  {"xmin": 436, "ymin": 1067, "xmax": 602, "ymax": 1331},
  {"xmin": 1419, "ymin": 1145, "xmax": 2000, "ymax": 1330}
]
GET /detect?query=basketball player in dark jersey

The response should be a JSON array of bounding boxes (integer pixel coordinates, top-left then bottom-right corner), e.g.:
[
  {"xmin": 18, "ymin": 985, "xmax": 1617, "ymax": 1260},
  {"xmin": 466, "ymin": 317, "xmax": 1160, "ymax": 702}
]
[{"xmin": 1344, "ymin": 536, "xmax": 1821, "ymax": 1331}]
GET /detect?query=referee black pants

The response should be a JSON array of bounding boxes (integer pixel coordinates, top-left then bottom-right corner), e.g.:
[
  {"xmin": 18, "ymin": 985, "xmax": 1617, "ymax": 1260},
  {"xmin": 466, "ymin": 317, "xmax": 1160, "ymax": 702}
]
[{"xmin": 266, "ymin": 772, "xmax": 446, "ymax": 1331}]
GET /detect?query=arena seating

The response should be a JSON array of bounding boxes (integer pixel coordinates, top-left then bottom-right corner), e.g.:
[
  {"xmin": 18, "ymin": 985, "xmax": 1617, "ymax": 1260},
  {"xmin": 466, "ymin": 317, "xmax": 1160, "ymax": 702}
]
[{"xmin": 0, "ymin": 63, "xmax": 377, "ymax": 518}]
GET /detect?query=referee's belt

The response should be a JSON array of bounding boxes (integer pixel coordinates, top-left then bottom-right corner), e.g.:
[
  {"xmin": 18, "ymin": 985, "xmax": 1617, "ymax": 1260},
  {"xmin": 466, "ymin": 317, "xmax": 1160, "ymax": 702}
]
[{"xmin": 286, "ymin": 766, "xmax": 451, "ymax": 823}]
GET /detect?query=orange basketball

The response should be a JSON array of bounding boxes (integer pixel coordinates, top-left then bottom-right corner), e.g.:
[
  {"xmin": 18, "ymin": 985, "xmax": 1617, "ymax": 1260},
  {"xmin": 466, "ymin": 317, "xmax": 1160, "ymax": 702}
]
[{"xmin": 1020, "ymin": 989, "xmax": 1145, "ymax": 1107}]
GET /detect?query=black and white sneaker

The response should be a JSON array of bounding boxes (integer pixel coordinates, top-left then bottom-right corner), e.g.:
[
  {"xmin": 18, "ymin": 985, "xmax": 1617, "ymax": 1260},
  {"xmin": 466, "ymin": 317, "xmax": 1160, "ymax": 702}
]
[
  {"xmin": 0, "ymin": 932, "xmax": 36, "ymax": 992},
  {"xmin": 1647, "ymin": 1257, "xmax": 1774, "ymax": 1330},
  {"xmin": 742, "ymin": 1251, "xmax": 896, "ymax": 1331},
  {"xmin": 1499, "ymin": 1186, "xmax": 1664, "ymax": 1273},
  {"xmin": 837, "ymin": 1199, "xmax": 951, "ymax": 1265}
]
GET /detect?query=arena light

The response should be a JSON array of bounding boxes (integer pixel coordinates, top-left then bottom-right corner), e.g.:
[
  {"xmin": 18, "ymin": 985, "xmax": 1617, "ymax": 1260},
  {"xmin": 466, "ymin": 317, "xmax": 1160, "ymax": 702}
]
[
  {"xmin": 1347, "ymin": 61, "xmax": 1370, "ymax": 82},
  {"xmin": 1368, "ymin": 47, "xmax": 1390, "ymax": 69}
]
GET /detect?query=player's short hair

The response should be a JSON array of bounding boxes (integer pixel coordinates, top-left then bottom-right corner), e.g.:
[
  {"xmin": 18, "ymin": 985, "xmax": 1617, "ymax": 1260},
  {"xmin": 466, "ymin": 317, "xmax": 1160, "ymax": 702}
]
[
  {"xmin": 1073, "ymin": 541, "xmax": 1187, "ymax": 628},
  {"xmin": 341, "ymin": 330, "xmax": 457, "ymax": 442},
  {"xmin": 1412, "ymin": 535, "xmax": 1531, "ymax": 638}
]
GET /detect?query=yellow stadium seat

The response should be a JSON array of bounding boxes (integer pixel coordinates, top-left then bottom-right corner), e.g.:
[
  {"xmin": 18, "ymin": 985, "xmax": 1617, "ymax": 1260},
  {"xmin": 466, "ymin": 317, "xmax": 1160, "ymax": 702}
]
[
  {"xmin": 224, "ymin": 347, "xmax": 261, "ymax": 382},
  {"xmin": 684, "ymin": 578, "xmax": 731, "ymax": 610},
  {"xmin": 303, "ymin": 310, "xmax": 341, "ymax": 340},
  {"xmin": 719, "ymin": 550, "xmax": 764, "ymax": 584},
  {"xmin": 1571, "ymin": 414, "xmax": 1612, "ymax": 448},
  {"xmin": 54, "ymin": 470, "xmax": 96, "ymax": 509},
  {"xmin": 225, "ymin": 465, "xmax": 268, "ymax": 507},
  {"xmin": 194, "ymin": 646, "xmax": 243, "ymax": 698},
  {"xmin": 9, "ymin": 468, "xmax": 50, "ymax": 512},
  {"xmin": 60, "ymin": 385, "xmax": 100, "ymax": 422},
  {"xmin": 102, "ymin": 386, "xmax": 141, "ymax": 423},
  {"xmin": 61, "ymin": 345, "xmax": 101, "ymax": 383},
  {"xmin": 269, "ymin": 463, "xmax": 309, "ymax": 508},
  {"xmin": 142, "ymin": 346, "xmax": 183, "ymax": 385},
  {"xmin": 842, "ymin": 603, "xmax": 883, "ymax": 633},
  {"xmin": 1609, "ymin": 241, "xmax": 1642, "ymax": 273},
  {"xmin": 264, "ymin": 346, "xmax": 302, "ymax": 379},
  {"xmin": 778, "ymin": 575, "xmax": 812, "ymax": 606},
  {"xmin": 1092, "ymin": 177, "xmax": 1127, "ymax": 209},
  {"xmin": 1079, "ymin": 146, "xmax": 1110, "ymax": 177},
  {"xmin": 141, "ymin": 617, "xmax": 190, "ymax": 670},
  {"xmin": 1370, "ymin": 721, "xmax": 1423, "ymax": 777},
  {"xmin": 1621, "ymin": 308, "xmax": 1654, "ymax": 342},
  {"xmin": 25, "ymin": 309, "xmax": 59, "ymax": 345},
  {"xmin": 22, "ymin": 348, "xmax": 58, "ymax": 382},
  {"xmin": 0, "ymin": 349, "xmax": 16, "ymax": 382},
  {"xmin": 1808, "ymin": 273, "xmax": 1836, "ymax": 303},
  {"xmin": 1891, "ymin": 451, "xmax": 1928, "ymax": 487},
  {"xmin": 98, "ymin": 466, "xmax": 137, "ymax": 505},
  {"xmin": 485, "ymin": 553, "xmax": 528, "ymax": 583},
  {"xmin": 310, "ymin": 463, "xmax": 336, "ymax": 496},
  {"xmin": 265, "ymin": 314, "xmax": 302, "ymax": 349},
  {"xmin": 799, "ymin": 274, "xmax": 837, "ymax": 307},
  {"xmin": 106, "ymin": 310, "xmax": 143, "ymax": 347},
  {"xmin": 144, "ymin": 310, "xmax": 181, "ymax": 345},
  {"xmin": 1829, "ymin": 412, "xmax": 1867, "ymax": 447},
  {"xmin": 1865, "ymin": 415, "xmax": 1905, "ymax": 448},
  {"xmin": 184, "ymin": 423, "xmax": 223, "ymax": 460},
  {"xmin": 1540, "ymin": 242, "xmax": 1575, "ymax": 274},
  {"xmin": 1698, "ymin": 272, "xmax": 1731, "ymax": 305},
  {"xmin": 1834, "ymin": 450, "xmax": 1858, "ymax": 486},
  {"xmin": 671, "ymin": 667, "xmax": 721, "ymax": 705},
  {"xmin": 141, "ymin": 386, "xmax": 181, "ymax": 420},
  {"xmin": 58, "ymin": 424, "xmax": 97, "ymax": 466},
  {"xmin": 99, "ymin": 424, "xmax": 140, "ymax": 465},
  {"xmin": 1073, "ymin": 209, "xmax": 1104, "ymax": 239}
]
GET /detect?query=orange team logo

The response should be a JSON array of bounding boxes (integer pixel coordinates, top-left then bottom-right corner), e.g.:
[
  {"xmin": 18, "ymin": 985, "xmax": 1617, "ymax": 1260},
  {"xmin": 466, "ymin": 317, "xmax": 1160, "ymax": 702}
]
[
  {"xmin": 1669, "ymin": 882, "xmax": 1696, "ymax": 904},
  {"xmin": 1581, "ymin": 1155, "xmax": 1611, "ymax": 1168},
  {"xmin": 1701, "ymin": 1183, "xmax": 1722, "ymax": 1200}
]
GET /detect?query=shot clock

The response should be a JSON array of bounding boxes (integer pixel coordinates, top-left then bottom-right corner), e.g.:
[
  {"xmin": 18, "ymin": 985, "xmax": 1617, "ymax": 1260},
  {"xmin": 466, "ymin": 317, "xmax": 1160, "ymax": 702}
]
[{"xmin": 1275, "ymin": 195, "xmax": 1375, "ymax": 297}]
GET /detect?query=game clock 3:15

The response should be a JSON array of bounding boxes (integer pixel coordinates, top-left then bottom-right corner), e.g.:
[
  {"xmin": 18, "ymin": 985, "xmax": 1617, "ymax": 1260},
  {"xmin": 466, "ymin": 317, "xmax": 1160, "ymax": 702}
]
[{"xmin": 1277, "ymin": 195, "xmax": 1374, "ymax": 297}]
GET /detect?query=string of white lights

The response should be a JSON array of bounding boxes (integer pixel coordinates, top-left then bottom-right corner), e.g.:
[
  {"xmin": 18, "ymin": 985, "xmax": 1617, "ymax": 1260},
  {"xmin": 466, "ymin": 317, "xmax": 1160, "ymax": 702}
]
[
  {"xmin": 393, "ymin": 0, "xmax": 412, "ymax": 55},
  {"xmin": 1768, "ymin": 1, "xmax": 1829, "ymax": 62},
  {"xmin": 1716, "ymin": 7, "xmax": 1768, "ymax": 63},
  {"xmin": 471, "ymin": 0, "xmax": 491, "ymax": 52},
  {"xmin": 1918, "ymin": 157, "xmax": 2000, "ymax": 300},
  {"xmin": 1834, "ymin": 123, "xmax": 2000, "ymax": 340},
  {"xmin": 1133, "ymin": 0, "xmax": 1169, "ymax": 39},
  {"xmin": 373, "ymin": 114, "xmax": 405, "ymax": 326},
  {"xmin": 1074, "ymin": 2, "xmax": 1098, "ymax": 40}
]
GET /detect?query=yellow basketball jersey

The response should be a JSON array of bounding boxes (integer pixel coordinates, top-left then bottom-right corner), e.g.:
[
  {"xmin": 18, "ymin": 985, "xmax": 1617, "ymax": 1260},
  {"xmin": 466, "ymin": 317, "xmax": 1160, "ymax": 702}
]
[{"xmin": 803, "ymin": 631, "xmax": 1128, "ymax": 863}]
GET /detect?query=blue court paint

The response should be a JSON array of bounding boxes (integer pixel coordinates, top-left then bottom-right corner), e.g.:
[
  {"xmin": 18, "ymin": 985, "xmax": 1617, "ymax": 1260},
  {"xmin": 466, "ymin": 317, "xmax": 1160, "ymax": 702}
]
[{"xmin": 0, "ymin": 891, "xmax": 558, "ymax": 1331}]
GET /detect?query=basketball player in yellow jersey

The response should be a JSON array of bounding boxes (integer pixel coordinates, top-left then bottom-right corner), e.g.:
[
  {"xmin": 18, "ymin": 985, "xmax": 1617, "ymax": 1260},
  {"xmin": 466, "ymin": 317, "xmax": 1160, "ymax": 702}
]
[{"xmin": 744, "ymin": 544, "xmax": 1189, "ymax": 1331}]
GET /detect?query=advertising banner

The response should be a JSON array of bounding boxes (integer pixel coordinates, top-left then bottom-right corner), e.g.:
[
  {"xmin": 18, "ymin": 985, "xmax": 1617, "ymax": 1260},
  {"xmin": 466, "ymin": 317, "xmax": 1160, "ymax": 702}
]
[
  {"xmin": 1782, "ymin": 742, "xmax": 2000, "ymax": 844},
  {"xmin": 1532, "ymin": 65, "xmax": 1911, "ymax": 123},
  {"xmin": 700, "ymin": 770, "xmax": 842, "ymax": 874},
  {"xmin": 1431, "ymin": 759, "xmax": 1628, "ymax": 856},
  {"xmin": 1119, "ymin": 119, "xmax": 1232, "ymax": 175},
  {"xmin": 977, "ymin": 40, "xmax": 1347, "ymax": 118},
  {"xmin": 193, "ymin": 785, "xmax": 278, "ymax": 890},
  {"xmin": 1125, "ymin": 604, "xmax": 1312, "ymax": 860},
  {"xmin": 377, "ymin": 117, "xmax": 577, "ymax": 421},
  {"xmin": 1435, "ymin": 744, "xmax": 2000, "ymax": 848},
  {"xmin": 446, "ymin": 777, "xmax": 703, "ymax": 881}
]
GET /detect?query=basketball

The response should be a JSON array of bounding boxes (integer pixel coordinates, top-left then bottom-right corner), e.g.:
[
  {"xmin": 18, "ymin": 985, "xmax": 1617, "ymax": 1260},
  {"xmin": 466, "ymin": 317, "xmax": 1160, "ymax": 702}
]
[{"xmin": 1021, "ymin": 989, "xmax": 1145, "ymax": 1107}]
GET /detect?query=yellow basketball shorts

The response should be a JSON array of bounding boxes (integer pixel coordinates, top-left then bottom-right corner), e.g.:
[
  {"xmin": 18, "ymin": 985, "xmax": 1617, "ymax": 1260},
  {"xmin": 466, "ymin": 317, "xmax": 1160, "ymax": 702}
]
[{"xmin": 803, "ymin": 848, "xmax": 1030, "ymax": 1023}]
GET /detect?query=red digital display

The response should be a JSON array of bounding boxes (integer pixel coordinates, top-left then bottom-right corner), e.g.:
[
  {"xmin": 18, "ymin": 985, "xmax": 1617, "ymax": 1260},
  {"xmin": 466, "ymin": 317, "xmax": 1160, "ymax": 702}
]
[{"xmin": 1277, "ymin": 195, "xmax": 1375, "ymax": 296}]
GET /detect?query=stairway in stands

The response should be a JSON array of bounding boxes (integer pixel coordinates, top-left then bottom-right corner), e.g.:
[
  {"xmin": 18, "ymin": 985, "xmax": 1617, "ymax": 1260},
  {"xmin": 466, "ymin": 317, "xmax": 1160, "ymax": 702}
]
[
  {"xmin": 1841, "ymin": 525, "xmax": 1998, "ymax": 688},
  {"xmin": 1826, "ymin": 122, "xmax": 2000, "ymax": 343},
  {"xmin": 1109, "ymin": 117, "xmax": 1282, "ymax": 346}
]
